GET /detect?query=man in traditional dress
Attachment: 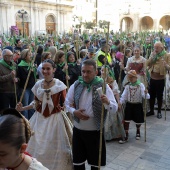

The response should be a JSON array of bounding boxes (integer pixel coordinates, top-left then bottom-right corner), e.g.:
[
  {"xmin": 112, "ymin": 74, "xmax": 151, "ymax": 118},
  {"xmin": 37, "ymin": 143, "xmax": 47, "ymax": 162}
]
[
  {"xmin": 65, "ymin": 59, "xmax": 118, "ymax": 170},
  {"xmin": 146, "ymin": 42, "xmax": 170, "ymax": 119},
  {"xmin": 0, "ymin": 49, "xmax": 17, "ymax": 111}
]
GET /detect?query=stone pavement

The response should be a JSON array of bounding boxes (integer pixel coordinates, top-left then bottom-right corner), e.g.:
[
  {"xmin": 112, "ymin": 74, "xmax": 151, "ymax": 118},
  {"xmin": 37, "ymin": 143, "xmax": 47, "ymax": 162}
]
[{"xmin": 86, "ymin": 110, "xmax": 170, "ymax": 170}]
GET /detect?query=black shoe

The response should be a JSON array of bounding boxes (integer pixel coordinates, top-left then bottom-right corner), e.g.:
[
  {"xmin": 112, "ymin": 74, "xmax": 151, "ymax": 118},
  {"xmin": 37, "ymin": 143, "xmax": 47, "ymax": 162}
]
[
  {"xmin": 146, "ymin": 111, "xmax": 154, "ymax": 117},
  {"xmin": 157, "ymin": 112, "xmax": 162, "ymax": 119}
]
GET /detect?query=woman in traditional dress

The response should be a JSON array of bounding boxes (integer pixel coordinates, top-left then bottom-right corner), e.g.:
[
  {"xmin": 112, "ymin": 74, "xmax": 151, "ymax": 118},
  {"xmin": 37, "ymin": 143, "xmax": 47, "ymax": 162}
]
[
  {"xmin": 101, "ymin": 66, "xmax": 125, "ymax": 140},
  {"xmin": 123, "ymin": 45, "xmax": 147, "ymax": 86},
  {"xmin": 16, "ymin": 59, "xmax": 73, "ymax": 170}
]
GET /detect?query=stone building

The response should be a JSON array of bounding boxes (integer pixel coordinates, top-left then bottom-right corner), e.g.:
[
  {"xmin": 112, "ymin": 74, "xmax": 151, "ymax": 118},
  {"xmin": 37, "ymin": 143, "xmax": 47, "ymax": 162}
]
[
  {"xmin": 0, "ymin": 0, "xmax": 170, "ymax": 36},
  {"xmin": 89, "ymin": 0, "xmax": 170, "ymax": 33},
  {"xmin": 0, "ymin": 0, "xmax": 74, "ymax": 36}
]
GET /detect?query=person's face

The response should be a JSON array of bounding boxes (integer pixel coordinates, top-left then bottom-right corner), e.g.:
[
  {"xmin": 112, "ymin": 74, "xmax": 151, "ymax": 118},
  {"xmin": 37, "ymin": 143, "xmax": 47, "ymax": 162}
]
[
  {"xmin": 25, "ymin": 51, "xmax": 32, "ymax": 62},
  {"xmin": 42, "ymin": 62, "xmax": 56, "ymax": 78},
  {"xmin": 86, "ymin": 42, "xmax": 90, "ymax": 48},
  {"xmin": 68, "ymin": 54, "xmax": 75, "ymax": 63},
  {"xmin": 46, "ymin": 54, "xmax": 52, "ymax": 60},
  {"xmin": 88, "ymin": 52, "xmax": 94, "ymax": 59},
  {"xmin": 59, "ymin": 55, "xmax": 65, "ymax": 63},
  {"xmin": 81, "ymin": 64, "xmax": 97, "ymax": 83},
  {"xmin": 3, "ymin": 51, "xmax": 13, "ymax": 63},
  {"xmin": 127, "ymin": 51, "xmax": 131, "ymax": 57},
  {"xmin": 0, "ymin": 142, "xmax": 20, "ymax": 168},
  {"xmin": 17, "ymin": 40, "xmax": 22, "ymax": 47},
  {"xmin": 13, "ymin": 51, "xmax": 21, "ymax": 61},
  {"xmin": 146, "ymin": 39, "xmax": 151, "ymax": 44},
  {"xmin": 128, "ymin": 75, "xmax": 137, "ymax": 83},
  {"xmin": 128, "ymin": 42, "xmax": 132, "ymax": 47},
  {"xmin": 154, "ymin": 44, "xmax": 163, "ymax": 54},
  {"xmin": 134, "ymin": 48, "xmax": 140, "ymax": 57},
  {"xmin": 101, "ymin": 67, "xmax": 108, "ymax": 78}
]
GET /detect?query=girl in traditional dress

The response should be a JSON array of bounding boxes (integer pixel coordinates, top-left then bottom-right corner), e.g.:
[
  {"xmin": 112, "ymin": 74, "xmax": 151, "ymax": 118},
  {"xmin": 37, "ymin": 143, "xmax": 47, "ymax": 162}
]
[
  {"xmin": 119, "ymin": 70, "xmax": 150, "ymax": 144},
  {"xmin": 0, "ymin": 108, "xmax": 48, "ymax": 170},
  {"xmin": 16, "ymin": 59, "xmax": 73, "ymax": 170},
  {"xmin": 101, "ymin": 65, "xmax": 125, "ymax": 140}
]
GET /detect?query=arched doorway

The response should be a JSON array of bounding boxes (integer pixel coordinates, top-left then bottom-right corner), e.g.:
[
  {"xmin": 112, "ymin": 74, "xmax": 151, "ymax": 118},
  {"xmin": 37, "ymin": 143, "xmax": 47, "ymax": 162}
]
[
  {"xmin": 160, "ymin": 15, "xmax": 170, "ymax": 30},
  {"xmin": 120, "ymin": 17, "xmax": 133, "ymax": 32},
  {"xmin": 16, "ymin": 9, "xmax": 30, "ymax": 37},
  {"xmin": 140, "ymin": 16, "xmax": 153, "ymax": 30},
  {"xmin": 46, "ymin": 15, "xmax": 56, "ymax": 35}
]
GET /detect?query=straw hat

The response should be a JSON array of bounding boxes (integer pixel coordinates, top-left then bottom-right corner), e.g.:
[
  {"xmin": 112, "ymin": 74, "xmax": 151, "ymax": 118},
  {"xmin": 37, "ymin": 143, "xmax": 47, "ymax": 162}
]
[{"xmin": 127, "ymin": 70, "xmax": 137, "ymax": 78}]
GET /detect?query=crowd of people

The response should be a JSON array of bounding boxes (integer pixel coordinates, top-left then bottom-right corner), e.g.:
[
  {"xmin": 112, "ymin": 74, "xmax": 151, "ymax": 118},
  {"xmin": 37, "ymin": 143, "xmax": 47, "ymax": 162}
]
[{"xmin": 0, "ymin": 31, "xmax": 170, "ymax": 170}]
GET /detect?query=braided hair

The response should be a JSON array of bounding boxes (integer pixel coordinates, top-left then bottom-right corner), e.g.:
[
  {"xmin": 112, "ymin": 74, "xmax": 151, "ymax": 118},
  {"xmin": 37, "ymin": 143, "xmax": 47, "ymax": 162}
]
[{"xmin": 0, "ymin": 108, "xmax": 33, "ymax": 149}]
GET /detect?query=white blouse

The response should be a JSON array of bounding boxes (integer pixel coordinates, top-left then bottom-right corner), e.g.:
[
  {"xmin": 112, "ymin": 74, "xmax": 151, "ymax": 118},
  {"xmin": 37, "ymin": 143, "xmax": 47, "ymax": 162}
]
[
  {"xmin": 1, "ymin": 158, "xmax": 49, "ymax": 170},
  {"xmin": 120, "ymin": 83, "xmax": 150, "ymax": 104}
]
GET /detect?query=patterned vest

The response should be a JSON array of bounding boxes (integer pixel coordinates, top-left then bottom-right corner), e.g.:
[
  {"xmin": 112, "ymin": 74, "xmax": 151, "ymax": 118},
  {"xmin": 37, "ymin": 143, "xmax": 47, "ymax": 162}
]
[{"xmin": 74, "ymin": 80, "xmax": 107, "ymax": 130}]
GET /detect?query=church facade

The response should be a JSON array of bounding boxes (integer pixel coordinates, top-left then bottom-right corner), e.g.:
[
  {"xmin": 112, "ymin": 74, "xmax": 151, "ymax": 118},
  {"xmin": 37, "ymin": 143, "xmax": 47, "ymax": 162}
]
[{"xmin": 0, "ymin": 0, "xmax": 74, "ymax": 36}]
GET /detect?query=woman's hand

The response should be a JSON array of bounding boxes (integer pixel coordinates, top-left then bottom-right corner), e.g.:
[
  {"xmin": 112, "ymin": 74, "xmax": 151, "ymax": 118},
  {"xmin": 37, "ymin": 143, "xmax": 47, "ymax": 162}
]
[{"xmin": 16, "ymin": 102, "xmax": 24, "ymax": 111}]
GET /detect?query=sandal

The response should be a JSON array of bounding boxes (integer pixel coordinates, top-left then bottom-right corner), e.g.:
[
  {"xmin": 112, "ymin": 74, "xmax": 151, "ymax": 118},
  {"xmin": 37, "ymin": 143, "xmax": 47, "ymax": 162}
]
[{"xmin": 157, "ymin": 112, "xmax": 162, "ymax": 119}]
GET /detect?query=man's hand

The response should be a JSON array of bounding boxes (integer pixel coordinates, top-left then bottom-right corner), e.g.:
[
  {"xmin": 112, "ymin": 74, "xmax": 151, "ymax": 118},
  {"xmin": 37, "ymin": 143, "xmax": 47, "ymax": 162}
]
[
  {"xmin": 73, "ymin": 109, "xmax": 89, "ymax": 120},
  {"xmin": 144, "ymin": 89, "xmax": 148, "ymax": 94},
  {"xmin": 101, "ymin": 94, "xmax": 110, "ymax": 105},
  {"xmin": 11, "ymin": 70, "xmax": 16, "ymax": 78}
]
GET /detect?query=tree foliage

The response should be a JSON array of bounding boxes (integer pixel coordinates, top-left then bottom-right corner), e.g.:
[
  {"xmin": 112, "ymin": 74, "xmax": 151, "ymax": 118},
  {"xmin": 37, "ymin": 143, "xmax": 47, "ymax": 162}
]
[
  {"xmin": 83, "ymin": 21, "xmax": 96, "ymax": 29},
  {"xmin": 98, "ymin": 20, "xmax": 109, "ymax": 29}
]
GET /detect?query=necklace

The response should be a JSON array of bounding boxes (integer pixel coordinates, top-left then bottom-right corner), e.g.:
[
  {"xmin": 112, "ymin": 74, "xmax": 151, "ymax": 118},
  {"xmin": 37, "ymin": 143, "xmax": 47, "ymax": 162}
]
[
  {"xmin": 45, "ymin": 79, "xmax": 53, "ymax": 86},
  {"xmin": 44, "ymin": 89, "xmax": 51, "ymax": 100},
  {"xmin": 7, "ymin": 154, "xmax": 25, "ymax": 170}
]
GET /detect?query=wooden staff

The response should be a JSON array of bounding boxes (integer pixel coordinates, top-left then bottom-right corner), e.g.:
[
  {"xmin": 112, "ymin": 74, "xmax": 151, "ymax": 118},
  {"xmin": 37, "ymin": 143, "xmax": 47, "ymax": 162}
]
[
  {"xmin": 12, "ymin": 61, "xmax": 18, "ymax": 104},
  {"xmin": 162, "ymin": 57, "xmax": 167, "ymax": 121},
  {"xmin": 19, "ymin": 48, "xmax": 37, "ymax": 103},
  {"xmin": 74, "ymin": 34, "xmax": 80, "ymax": 60},
  {"xmin": 98, "ymin": 21, "xmax": 110, "ymax": 170},
  {"xmin": 63, "ymin": 41, "xmax": 69, "ymax": 89},
  {"xmin": 144, "ymin": 69, "xmax": 147, "ymax": 142}
]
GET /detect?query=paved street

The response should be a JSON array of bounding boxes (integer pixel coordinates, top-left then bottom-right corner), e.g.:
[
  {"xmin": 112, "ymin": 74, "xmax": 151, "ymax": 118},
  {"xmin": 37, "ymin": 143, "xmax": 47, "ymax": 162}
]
[{"xmin": 87, "ymin": 110, "xmax": 170, "ymax": 170}]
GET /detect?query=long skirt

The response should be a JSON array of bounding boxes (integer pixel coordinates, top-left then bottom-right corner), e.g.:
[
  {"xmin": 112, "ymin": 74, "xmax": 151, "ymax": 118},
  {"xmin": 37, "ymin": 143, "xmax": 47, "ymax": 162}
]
[
  {"xmin": 26, "ymin": 110, "xmax": 73, "ymax": 170},
  {"xmin": 104, "ymin": 108, "xmax": 126, "ymax": 140}
]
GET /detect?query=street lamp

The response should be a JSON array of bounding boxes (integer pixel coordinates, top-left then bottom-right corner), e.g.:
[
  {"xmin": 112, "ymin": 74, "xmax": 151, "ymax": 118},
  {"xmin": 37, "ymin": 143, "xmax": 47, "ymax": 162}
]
[
  {"xmin": 18, "ymin": 9, "xmax": 27, "ymax": 37},
  {"xmin": 72, "ymin": 15, "xmax": 79, "ymax": 33}
]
